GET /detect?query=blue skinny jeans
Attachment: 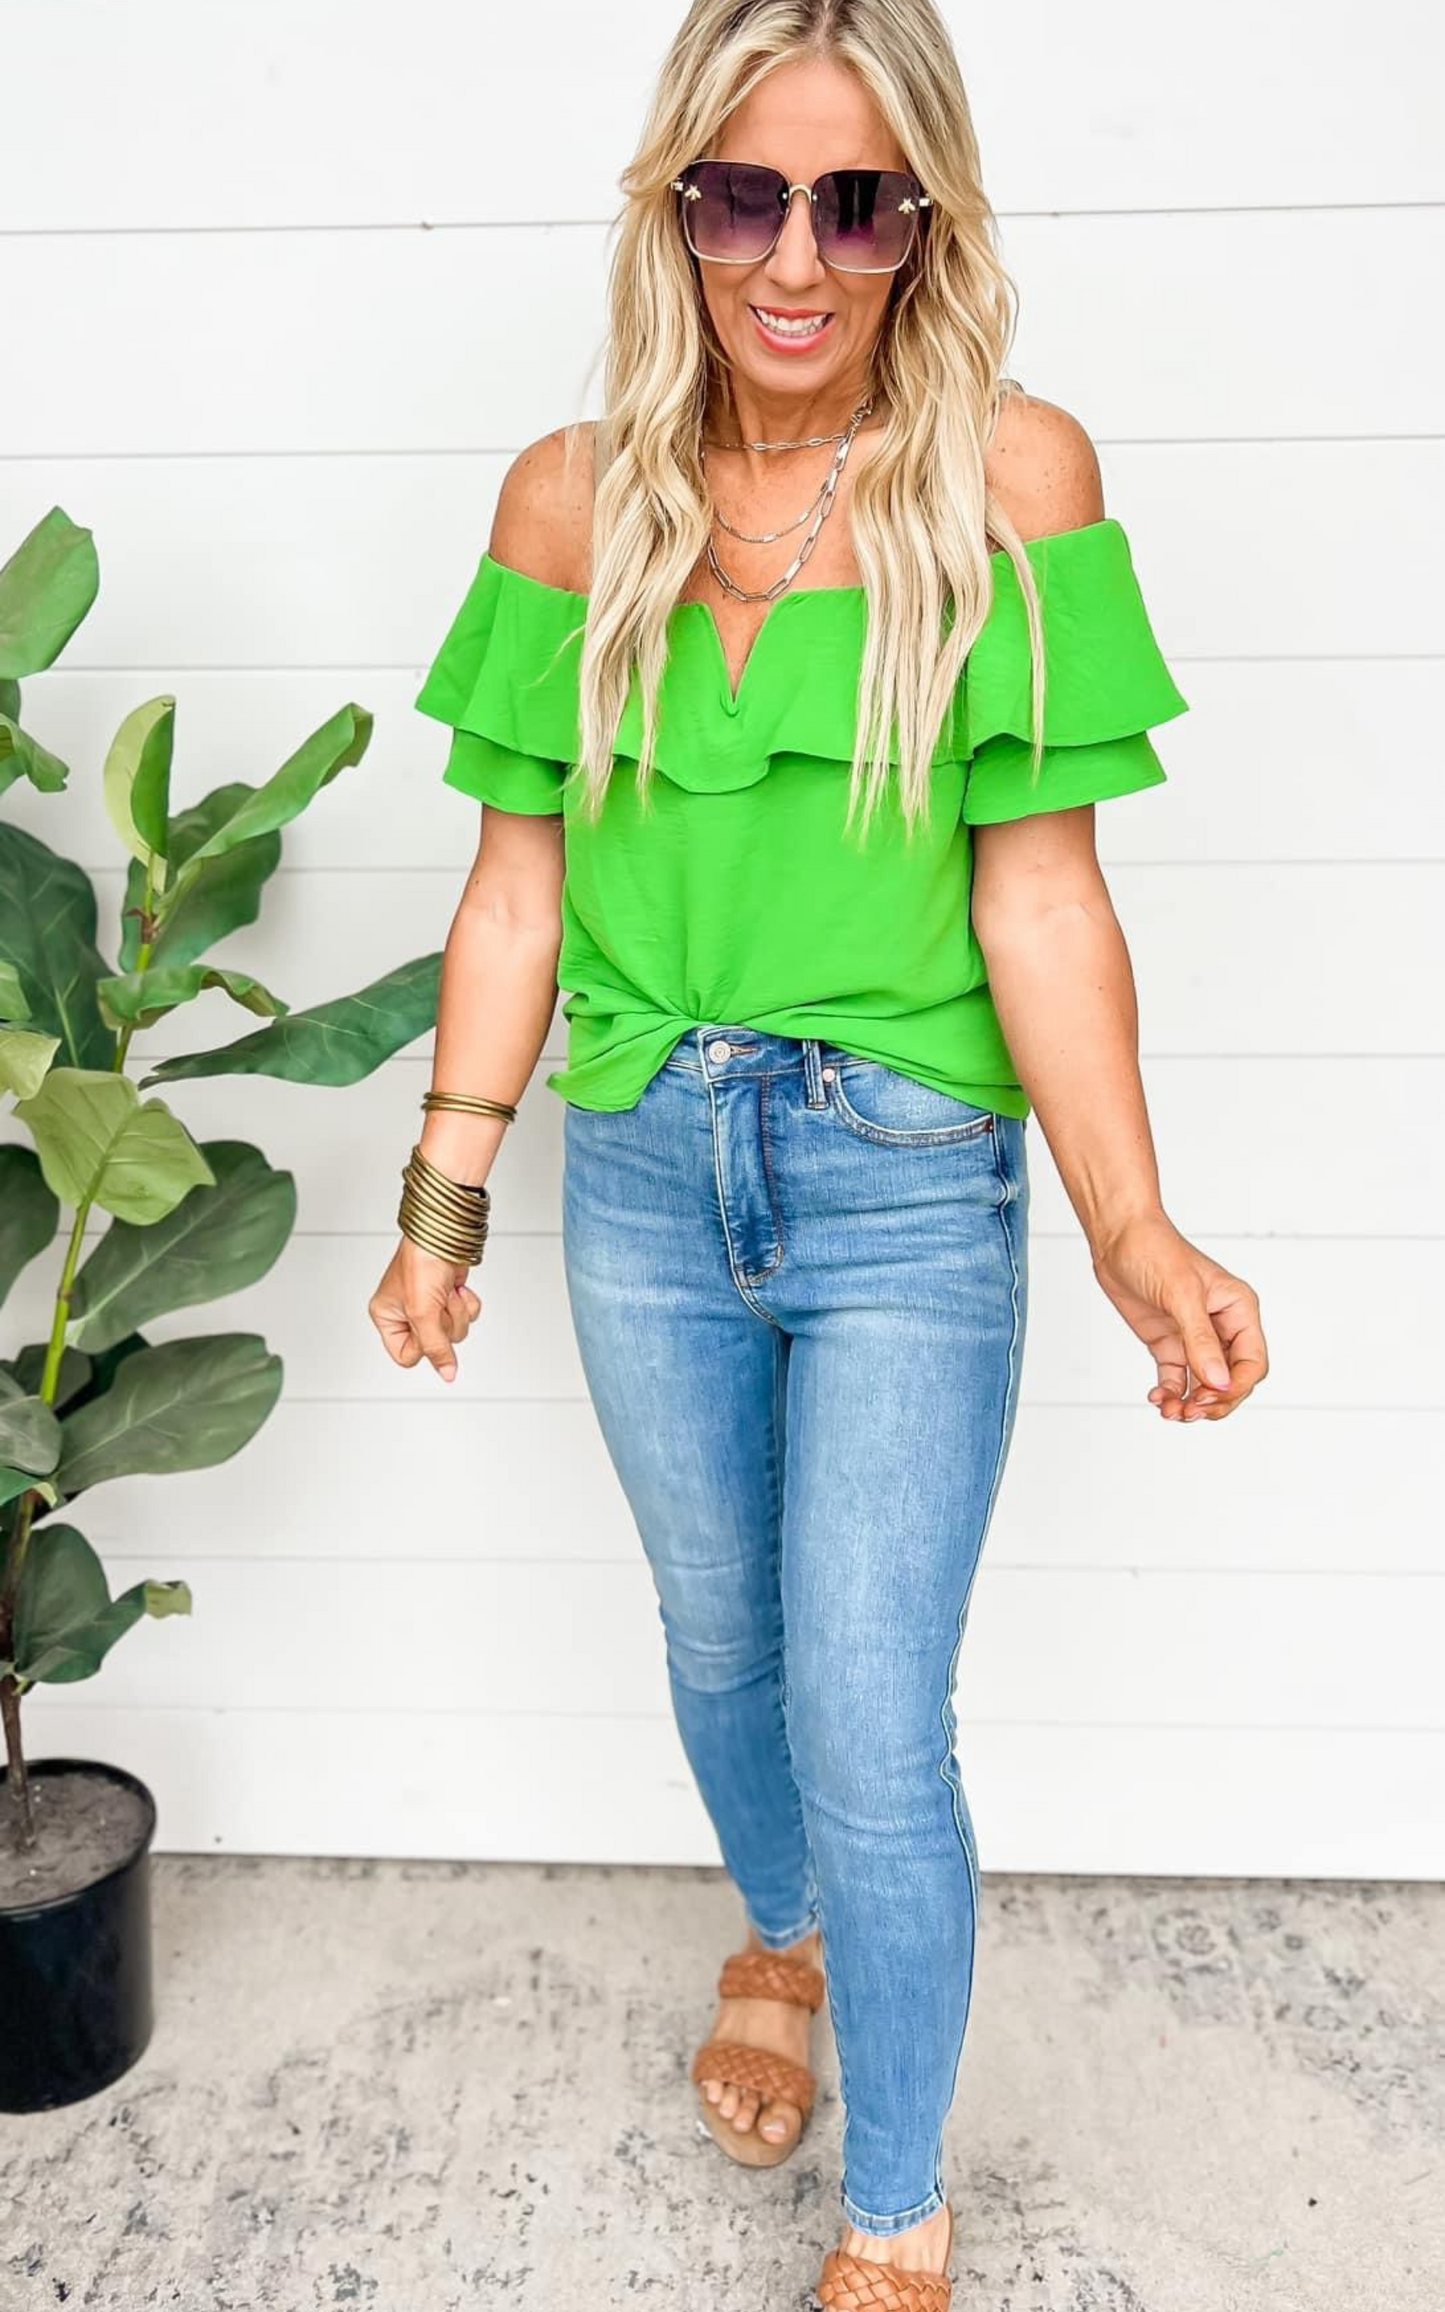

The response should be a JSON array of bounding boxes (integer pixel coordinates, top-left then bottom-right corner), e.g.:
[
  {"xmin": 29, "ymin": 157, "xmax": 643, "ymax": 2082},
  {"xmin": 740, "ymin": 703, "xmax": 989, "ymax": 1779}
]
[{"xmin": 560, "ymin": 1026, "xmax": 1029, "ymax": 2236}]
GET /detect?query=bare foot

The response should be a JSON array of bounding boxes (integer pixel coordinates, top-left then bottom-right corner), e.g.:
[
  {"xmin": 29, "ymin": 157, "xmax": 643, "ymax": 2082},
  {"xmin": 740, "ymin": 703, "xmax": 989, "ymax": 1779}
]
[
  {"xmin": 697, "ymin": 1921, "xmax": 822, "ymax": 2150},
  {"xmin": 840, "ymin": 2202, "xmax": 953, "ymax": 2274}
]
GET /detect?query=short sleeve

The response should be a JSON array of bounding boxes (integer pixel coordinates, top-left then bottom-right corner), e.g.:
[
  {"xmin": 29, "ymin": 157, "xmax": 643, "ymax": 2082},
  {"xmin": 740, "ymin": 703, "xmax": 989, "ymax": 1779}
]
[
  {"xmin": 414, "ymin": 552, "xmax": 585, "ymax": 816},
  {"xmin": 959, "ymin": 518, "xmax": 1188, "ymax": 827}
]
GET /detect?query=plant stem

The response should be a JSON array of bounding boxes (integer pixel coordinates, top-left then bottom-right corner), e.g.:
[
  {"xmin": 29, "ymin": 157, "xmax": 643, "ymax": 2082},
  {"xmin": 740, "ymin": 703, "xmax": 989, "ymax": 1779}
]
[{"xmin": 0, "ymin": 1672, "xmax": 33, "ymax": 1851}]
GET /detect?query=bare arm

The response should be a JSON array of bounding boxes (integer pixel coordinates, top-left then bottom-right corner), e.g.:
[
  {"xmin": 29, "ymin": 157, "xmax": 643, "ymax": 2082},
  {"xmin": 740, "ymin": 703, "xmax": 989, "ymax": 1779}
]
[
  {"xmin": 369, "ymin": 432, "xmax": 583, "ymax": 1383},
  {"xmin": 976, "ymin": 398, "xmax": 1268, "ymax": 1421}
]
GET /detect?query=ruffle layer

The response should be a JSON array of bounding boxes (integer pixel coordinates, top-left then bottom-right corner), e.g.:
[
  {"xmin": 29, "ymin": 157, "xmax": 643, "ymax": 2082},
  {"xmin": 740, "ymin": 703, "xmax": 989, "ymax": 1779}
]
[{"xmin": 413, "ymin": 517, "xmax": 1188, "ymax": 797}]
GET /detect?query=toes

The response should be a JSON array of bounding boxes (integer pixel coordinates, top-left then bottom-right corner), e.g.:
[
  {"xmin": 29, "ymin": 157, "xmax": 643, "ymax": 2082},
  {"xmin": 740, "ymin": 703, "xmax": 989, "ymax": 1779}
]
[
  {"xmin": 730, "ymin": 2090, "xmax": 760, "ymax": 2134},
  {"xmin": 759, "ymin": 2099, "xmax": 801, "ymax": 2144}
]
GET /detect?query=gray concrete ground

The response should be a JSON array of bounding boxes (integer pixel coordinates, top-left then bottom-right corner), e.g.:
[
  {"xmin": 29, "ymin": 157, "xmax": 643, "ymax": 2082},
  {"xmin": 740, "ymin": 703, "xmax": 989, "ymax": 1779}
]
[{"xmin": 1, "ymin": 1858, "xmax": 1439, "ymax": 2311}]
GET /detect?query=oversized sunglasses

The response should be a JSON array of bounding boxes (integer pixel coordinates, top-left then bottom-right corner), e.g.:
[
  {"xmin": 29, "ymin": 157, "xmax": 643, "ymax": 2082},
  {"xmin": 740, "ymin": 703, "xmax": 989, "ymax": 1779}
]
[{"xmin": 670, "ymin": 160, "xmax": 932, "ymax": 275}]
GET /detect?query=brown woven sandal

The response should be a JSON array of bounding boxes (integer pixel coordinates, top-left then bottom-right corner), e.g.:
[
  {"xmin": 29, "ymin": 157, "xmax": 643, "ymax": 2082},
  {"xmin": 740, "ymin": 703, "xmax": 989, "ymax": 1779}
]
[
  {"xmin": 814, "ymin": 2202, "xmax": 955, "ymax": 2311},
  {"xmin": 690, "ymin": 1944, "xmax": 826, "ymax": 2168}
]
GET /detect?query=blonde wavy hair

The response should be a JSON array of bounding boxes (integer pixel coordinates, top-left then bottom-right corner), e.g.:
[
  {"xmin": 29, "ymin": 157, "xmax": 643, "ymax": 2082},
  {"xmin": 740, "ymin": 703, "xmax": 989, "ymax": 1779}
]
[{"xmin": 560, "ymin": 0, "xmax": 1046, "ymax": 841}]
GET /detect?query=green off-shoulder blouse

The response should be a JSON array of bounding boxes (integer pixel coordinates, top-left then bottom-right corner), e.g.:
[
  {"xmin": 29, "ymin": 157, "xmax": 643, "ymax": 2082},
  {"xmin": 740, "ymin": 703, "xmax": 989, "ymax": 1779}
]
[{"xmin": 413, "ymin": 516, "xmax": 1189, "ymax": 1118}]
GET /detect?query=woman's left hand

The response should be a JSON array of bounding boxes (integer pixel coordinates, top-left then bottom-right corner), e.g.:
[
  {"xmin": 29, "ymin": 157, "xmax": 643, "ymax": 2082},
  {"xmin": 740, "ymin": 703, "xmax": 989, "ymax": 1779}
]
[{"xmin": 1090, "ymin": 1211, "xmax": 1269, "ymax": 1421}]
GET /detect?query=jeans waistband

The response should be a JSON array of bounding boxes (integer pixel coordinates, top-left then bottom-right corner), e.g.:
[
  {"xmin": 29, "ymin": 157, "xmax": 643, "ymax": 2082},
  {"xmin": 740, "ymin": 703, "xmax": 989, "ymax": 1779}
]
[{"xmin": 663, "ymin": 1026, "xmax": 845, "ymax": 1105}]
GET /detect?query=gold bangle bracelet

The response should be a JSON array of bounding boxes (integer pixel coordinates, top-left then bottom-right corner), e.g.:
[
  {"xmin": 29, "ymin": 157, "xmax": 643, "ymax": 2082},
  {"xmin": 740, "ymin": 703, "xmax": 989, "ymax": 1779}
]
[
  {"xmin": 397, "ymin": 1143, "xmax": 491, "ymax": 1265},
  {"xmin": 421, "ymin": 1090, "xmax": 518, "ymax": 1122}
]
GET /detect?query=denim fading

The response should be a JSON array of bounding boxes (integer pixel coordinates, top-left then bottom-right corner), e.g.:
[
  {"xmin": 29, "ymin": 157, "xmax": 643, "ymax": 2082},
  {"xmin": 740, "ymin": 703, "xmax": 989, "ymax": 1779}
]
[{"xmin": 560, "ymin": 1025, "xmax": 1029, "ymax": 2238}]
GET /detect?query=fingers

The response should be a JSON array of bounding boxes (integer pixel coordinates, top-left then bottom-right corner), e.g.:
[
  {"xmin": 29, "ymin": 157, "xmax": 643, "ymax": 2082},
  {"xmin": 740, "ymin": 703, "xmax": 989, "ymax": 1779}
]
[
  {"xmin": 412, "ymin": 1296, "xmax": 464, "ymax": 1384},
  {"xmin": 1153, "ymin": 1273, "xmax": 1268, "ymax": 1422},
  {"xmin": 369, "ymin": 1254, "xmax": 484, "ymax": 1384}
]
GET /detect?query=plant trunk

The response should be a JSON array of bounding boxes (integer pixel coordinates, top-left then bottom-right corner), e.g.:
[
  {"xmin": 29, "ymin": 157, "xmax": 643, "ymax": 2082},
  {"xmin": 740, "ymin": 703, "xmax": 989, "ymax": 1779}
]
[
  {"xmin": 0, "ymin": 1496, "xmax": 35, "ymax": 1853},
  {"xmin": 0, "ymin": 1676, "xmax": 32, "ymax": 1853}
]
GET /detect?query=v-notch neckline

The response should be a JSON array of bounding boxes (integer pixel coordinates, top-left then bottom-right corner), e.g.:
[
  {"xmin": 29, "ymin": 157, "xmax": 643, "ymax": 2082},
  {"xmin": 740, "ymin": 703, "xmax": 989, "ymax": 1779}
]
[{"xmin": 687, "ymin": 585, "xmax": 858, "ymax": 714}]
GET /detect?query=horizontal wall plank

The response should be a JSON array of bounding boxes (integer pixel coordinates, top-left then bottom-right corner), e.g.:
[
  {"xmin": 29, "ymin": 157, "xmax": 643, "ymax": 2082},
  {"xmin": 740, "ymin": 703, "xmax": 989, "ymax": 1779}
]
[
  {"xmin": 8, "ymin": 1053, "xmax": 1440, "ymax": 1246},
  {"xmin": 4, "ymin": 2, "xmax": 1436, "ymax": 227},
  {"xmin": 67, "ymin": 1400, "xmax": 1445, "ymax": 1577},
  {"xmin": 23, "ymin": 1705, "xmax": 1445, "ymax": 1878},
  {"xmin": 21, "ymin": 1558, "xmax": 1445, "ymax": 1729},
  {"xmin": 0, "ymin": 441, "xmax": 1440, "ymax": 669},
  {"xmin": 4, "ymin": 209, "xmax": 1438, "ymax": 454},
  {"xmin": 34, "ymin": 862, "xmax": 1432, "ymax": 1057},
  {"xmin": 5, "ymin": 1229, "xmax": 1441, "ymax": 1413},
  {"xmin": 7, "ymin": 656, "xmax": 1441, "ymax": 877}
]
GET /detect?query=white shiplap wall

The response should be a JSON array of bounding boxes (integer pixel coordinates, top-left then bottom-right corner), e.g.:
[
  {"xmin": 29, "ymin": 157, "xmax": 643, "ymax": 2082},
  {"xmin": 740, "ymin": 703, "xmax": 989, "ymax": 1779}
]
[{"xmin": 3, "ymin": 2, "xmax": 1442, "ymax": 1877}]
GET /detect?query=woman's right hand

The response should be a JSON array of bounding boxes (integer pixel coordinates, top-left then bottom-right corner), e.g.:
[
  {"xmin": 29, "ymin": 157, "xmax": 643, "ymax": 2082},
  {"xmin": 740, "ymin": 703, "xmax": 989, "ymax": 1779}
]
[{"xmin": 368, "ymin": 1237, "xmax": 482, "ymax": 1385}]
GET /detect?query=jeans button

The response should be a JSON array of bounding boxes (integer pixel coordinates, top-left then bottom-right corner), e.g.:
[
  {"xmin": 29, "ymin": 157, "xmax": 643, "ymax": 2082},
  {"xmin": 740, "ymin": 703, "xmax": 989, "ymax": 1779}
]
[
  {"xmin": 708, "ymin": 1039, "xmax": 732, "ymax": 1062},
  {"xmin": 821, "ymin": 1065, "xmax": 835, "ymax": 1081}
]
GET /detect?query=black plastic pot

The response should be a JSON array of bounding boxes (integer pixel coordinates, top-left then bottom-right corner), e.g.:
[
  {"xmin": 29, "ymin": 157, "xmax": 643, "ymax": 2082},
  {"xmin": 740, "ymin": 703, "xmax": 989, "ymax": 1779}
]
[{"xmin": 0, "ymin": 1756, "xmax": 157, "ymax": 2112}]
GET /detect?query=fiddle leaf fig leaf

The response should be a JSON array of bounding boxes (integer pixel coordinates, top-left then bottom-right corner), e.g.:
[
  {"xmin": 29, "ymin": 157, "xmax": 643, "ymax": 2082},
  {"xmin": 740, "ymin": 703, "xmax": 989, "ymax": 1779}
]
[
  {"xmin": 0, "ymin": 508, "xmax": 99, "ymax": 679},
  {"xmin": 13, "ymin": 1066, "xmax": 215, "ymax": 1222},
  {"xmin": 0, "ymin": 824, "xmax": 114, "ymax": 1069},
  {"xmin": 0, "ymin": 1381, "xmax": 63, "ymax": 1475},
  {"xmin": 0, "ymin": 1025, "xmax": 60, "ymax": 1102},
  {"xmin": 171, "ymin": 704, "xmax": 372, "ymax": 880},
  {"xmin": 54, "ymin": 1332, "xmax": 282, "ymax": 1494},
  {"xmin": 97, "ymin": 963, "xmax": 288, "ymax": 1034},
  {"xmin": 9, "ymin": 1521, "xmax": 191, "ymax": 1688},
  {"xmin": 138, "ymin": 950, "xmax": 441, "ymax": 1088},
  {"xmin": 103, "ymin": 695, "xmax": 174, "ymax": 876},
  {"xmin": 69, "ymin": 1141, "xmax": 296, "ymax": 1352},
  {"xmin": 0, "ymin": 1147, "xmax": 59, "ymax": 1308},
  {"xmin": 120, "ymin": 782, "xmax": 281, "ymax": 973},
  {"xmin": 0, "ymin": 1467, "xmax": 59, "ymax": 1513},
  {"xmin": 0, "ymin": 712, "xmax": 70, "ymax": 799}
]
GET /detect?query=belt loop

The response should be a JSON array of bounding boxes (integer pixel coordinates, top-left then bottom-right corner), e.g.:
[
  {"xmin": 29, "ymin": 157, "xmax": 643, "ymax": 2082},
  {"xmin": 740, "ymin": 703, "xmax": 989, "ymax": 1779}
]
[{"xmin": 802, "ymin": 1038, "xmax": 827, "ymax": 1108}]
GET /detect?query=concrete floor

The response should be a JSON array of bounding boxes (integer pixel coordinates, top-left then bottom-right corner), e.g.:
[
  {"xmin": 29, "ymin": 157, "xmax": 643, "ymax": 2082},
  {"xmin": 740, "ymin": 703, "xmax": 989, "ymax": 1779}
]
[{"xmin": 1, "ymin": 1859, "xmax": 1440, "ymax": 2312}]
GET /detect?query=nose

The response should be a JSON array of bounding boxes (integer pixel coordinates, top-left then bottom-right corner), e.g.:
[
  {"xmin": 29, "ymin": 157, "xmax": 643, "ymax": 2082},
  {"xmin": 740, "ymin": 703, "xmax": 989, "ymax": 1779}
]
[{"xmin": 768, "ymin": 187, "xmax": 827, "ymax": 285}]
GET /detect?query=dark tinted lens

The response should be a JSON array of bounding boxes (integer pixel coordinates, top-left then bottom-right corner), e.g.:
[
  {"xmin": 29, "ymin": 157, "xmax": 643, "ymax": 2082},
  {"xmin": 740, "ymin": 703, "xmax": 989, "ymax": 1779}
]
[
  {"xmin": 813, "ymin": 169, "xmax": 921, "ymax": 270},
  {"xmin": 680, "ymin": 161, "xmax": 788, "ymax": 260}
]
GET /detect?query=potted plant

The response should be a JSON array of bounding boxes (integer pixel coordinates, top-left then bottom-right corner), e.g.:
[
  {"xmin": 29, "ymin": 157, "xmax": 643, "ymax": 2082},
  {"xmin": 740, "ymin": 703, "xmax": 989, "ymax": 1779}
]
[{"xmin": 0, "ymin": 506, "xmax": 441, "ymax": 2109}]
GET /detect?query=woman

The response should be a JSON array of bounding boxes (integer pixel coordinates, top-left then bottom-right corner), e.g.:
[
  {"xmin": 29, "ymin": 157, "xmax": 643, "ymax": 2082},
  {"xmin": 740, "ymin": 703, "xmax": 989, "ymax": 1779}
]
[{"xmin": 370, "ymin": 1, "xmax": 1270, "ymax": 2300}]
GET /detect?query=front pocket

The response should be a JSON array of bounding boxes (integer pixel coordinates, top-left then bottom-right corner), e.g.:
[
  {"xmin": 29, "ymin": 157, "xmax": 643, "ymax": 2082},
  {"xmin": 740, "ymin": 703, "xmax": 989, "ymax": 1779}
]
[{"xmin": 824, "ymin": 1058, "xmax": 996, "ymax": 1147}]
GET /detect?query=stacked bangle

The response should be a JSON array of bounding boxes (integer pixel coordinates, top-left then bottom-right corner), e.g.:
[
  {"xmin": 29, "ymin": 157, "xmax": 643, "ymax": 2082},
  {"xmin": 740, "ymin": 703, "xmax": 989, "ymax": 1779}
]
[
  {"xmin": 421, "ymin": 1090, "xmax": 517, "ymax": 1122},
  {"xmin": 397, "ymin": 1143, "xmax": 491, "ymax": 1266}
]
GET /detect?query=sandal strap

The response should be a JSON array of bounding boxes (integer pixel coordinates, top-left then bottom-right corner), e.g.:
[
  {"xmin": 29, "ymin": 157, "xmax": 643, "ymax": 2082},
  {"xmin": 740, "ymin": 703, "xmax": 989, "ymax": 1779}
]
[
  {"xmin": 718, "ymin": 1948, "xmax": 826, "ymax": 2011},
  {"xmin": 815, "ymin": 2248, "xmax": 952, "ymax": 2312},
  {"xmin": 690, "ymin": 2036, "xmax": 817, "ymax": 2118}
]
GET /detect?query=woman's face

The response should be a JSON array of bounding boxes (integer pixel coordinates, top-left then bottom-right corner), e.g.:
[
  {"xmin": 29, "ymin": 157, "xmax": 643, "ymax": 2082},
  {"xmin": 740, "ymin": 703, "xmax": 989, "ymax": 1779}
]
[{"xmin": 690, "ymin": 56, "xmax": 914, "ymax": 401}]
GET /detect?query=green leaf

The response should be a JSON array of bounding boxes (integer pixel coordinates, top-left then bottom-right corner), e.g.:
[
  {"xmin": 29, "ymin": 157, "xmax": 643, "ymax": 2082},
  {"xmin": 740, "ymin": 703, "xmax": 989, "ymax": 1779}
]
[
  {"xmin": 1, "ymin": 1340, "xmax": 92, "ymax": 1409},
  {"xmin": 54, "ymin": 1332, "xmax": 282, "ymax": 1494},
  {"xmin": 8, "ymin": 1522, "xmax": 191, "ymax": 1688},
  {"xmin": 139, "ymin": 950, "xmax": 441, "ymax": 1088},
  {"xmin": 0, "ymin": 823, "xmax": 115, "ymax": 1069},
  {"xmin": 0, "ymin": 1469, "xmax": 59, "ymax": 1512},
  {"xmin": 0, "ymin": 679, "xmax": 18, "ymax": 721},
  {"xmin": 103, "ymin": 695, "xmax": 174, "ymax": 873},
  {"xmin": 0, "ymin": 1024, "xmax": 60, "ymax": 1100},
  {"xmin": 119, "ymin": 782, "xmax": 281, "ymax": 973},
  {"xmin": 0, "ymin": 712, "xmax": 71, "ymax": 799},
  {"xmin": 0, "ymin": 960, "xmax": 29, "ymax": 1018},
  {"xmin": 96, "ymin": 963, "xmax": 288, "ymax": 1033},
  {"xmin": 13, "ymin": 1066, "xmax": 215, "ymax": 1222},
  {"xmin": 69, "ymin": 1141, "xmax": 295, "ymax": 1352},
  {"xmin": 0, "ymin": 509, "xmax": 99, "ymax": 680},
  {"xmin": 172, "ymin": 705, "xmax": 372, "ymax": 880},
  {"xmin": 0, "ymin": 1381, "xmax": 63, "ymax": 1476},
  {"xmin": 0, "ymin": 1146, "xmax": 59, "ymax": 1308}
]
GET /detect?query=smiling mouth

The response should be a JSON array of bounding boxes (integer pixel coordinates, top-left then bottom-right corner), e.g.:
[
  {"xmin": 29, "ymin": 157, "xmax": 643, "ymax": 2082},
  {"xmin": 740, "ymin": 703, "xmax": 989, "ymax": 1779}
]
[{"xmin": 749, "ymin": 305, "xmax": 834, "ymax": 340}]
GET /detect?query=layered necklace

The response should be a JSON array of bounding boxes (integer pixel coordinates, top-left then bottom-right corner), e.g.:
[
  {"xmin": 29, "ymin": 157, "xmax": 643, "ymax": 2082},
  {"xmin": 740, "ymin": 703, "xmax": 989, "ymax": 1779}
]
[{"xmin": 700, "ymin": 392, "xmax": 874, "ymax": 603}]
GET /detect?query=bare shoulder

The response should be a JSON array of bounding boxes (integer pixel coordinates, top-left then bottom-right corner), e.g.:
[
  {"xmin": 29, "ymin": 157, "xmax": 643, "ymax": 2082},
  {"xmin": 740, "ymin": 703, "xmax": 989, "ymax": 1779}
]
[
  {"xmin": 986, "ymin": 386, "xmax": 1105, "ymax": 546},
  {"xmin": 487, "ymin": 418, "xmax": 598, "ymax": 592}
]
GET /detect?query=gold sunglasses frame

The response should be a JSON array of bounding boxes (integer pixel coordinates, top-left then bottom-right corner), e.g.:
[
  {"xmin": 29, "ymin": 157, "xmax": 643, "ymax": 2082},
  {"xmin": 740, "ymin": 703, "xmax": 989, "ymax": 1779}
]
[{"xmin": 669, "ymin": 160, "xmax": 932, "ymax": 276}]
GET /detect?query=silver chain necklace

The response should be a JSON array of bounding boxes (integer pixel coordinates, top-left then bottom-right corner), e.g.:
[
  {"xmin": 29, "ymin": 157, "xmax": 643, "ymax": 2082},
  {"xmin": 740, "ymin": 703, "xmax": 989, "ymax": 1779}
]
[{"xmin": 702, "ymin": 393, "xmax": 874, "ymax": 603}]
